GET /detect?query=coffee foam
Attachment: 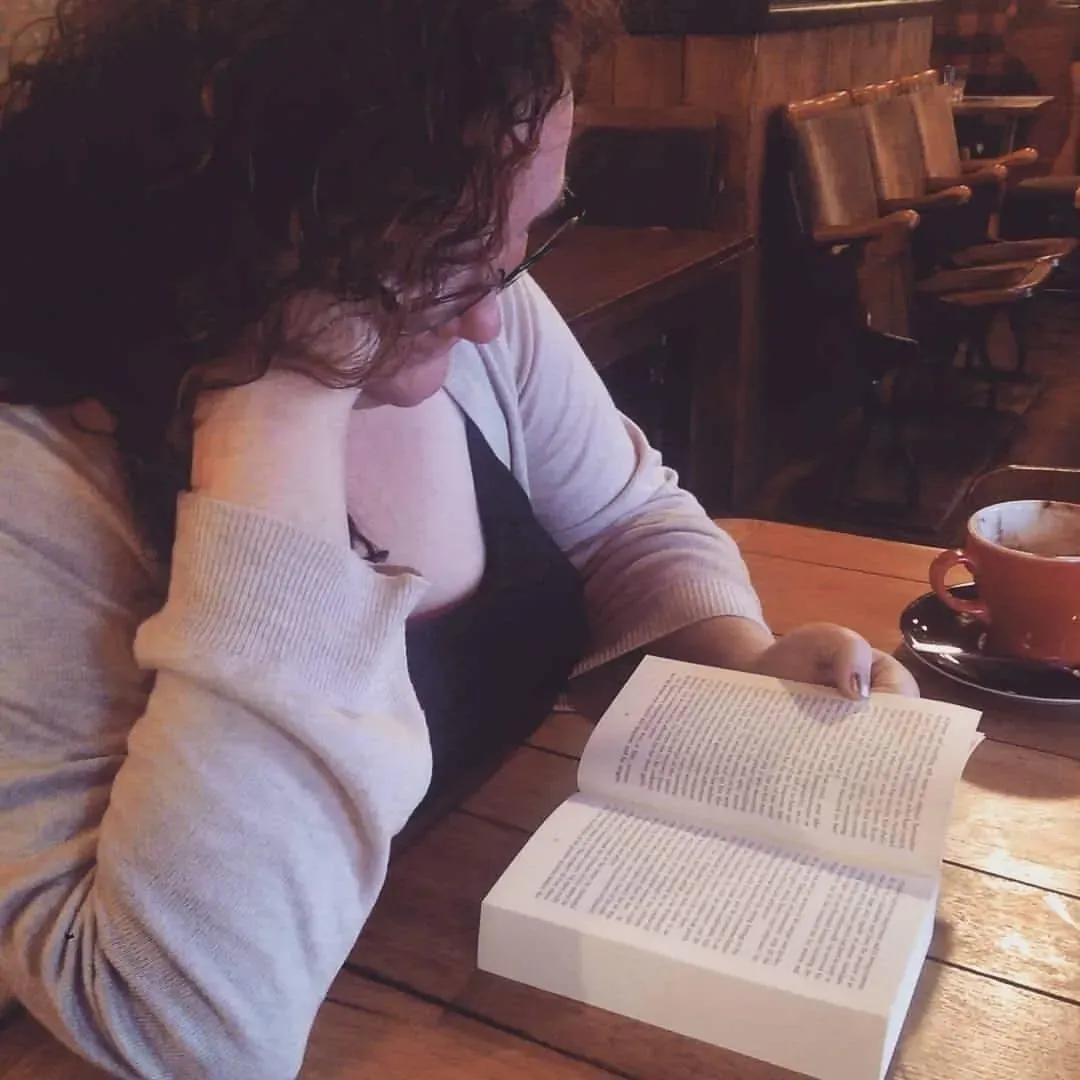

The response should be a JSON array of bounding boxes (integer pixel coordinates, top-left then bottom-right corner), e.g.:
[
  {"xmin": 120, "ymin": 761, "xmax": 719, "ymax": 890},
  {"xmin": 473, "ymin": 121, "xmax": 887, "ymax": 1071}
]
[{"xmin": 974, "ymin": 500, "xmax": 1080, "ymax": 559}]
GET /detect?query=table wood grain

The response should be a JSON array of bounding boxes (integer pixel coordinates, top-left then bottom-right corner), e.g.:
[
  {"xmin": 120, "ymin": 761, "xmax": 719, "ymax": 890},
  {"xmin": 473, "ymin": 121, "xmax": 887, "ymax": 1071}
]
[
  {"xmin": 3, "ymin": 520, "xmax": 1077, "ymax": 1080},
  {"xmin": 531, "ymin": 225, "xmax": 752, "ymax": 345},
  {"xmin": 951, "ymin": 96, "xmax": 1055, "ymax": 156},
  {"xmin": 952, "ymin": 96, "xmax": 1055, "ymax": 118}
]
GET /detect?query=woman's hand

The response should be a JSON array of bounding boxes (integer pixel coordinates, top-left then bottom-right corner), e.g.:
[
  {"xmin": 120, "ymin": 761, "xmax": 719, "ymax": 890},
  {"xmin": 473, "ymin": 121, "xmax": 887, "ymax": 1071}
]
[
  {"xmin": 192, "ymin": 368, "xmax": 362, "ymax": 548},
  {"xmin": 750, "ymin": 622, "xmax": 920, "ymax": 699}
]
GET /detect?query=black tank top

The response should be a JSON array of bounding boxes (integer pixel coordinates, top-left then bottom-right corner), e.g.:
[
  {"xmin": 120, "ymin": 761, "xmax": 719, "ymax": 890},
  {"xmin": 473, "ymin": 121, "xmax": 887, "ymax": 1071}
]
[{"xmin": 349, "ymin": 413, "xmax": 588, "ymax": 802}]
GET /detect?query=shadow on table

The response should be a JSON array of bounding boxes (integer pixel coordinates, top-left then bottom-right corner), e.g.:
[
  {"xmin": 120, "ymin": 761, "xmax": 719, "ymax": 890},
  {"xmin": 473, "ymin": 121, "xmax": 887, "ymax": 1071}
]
[
  {"xmin": 891, "ymin": 923, "xmax": 948, "ymax": 1072},
  {"xmin": 897, "ymin": 645, "xmax": 1080, "ymax": 798}
]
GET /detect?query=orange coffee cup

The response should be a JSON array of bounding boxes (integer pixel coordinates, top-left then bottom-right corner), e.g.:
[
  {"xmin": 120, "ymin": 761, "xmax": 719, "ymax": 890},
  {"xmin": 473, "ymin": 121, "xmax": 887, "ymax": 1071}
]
[{"xmin": 929, "ymin": 500, "xmax": 1080, "ymax": 666}]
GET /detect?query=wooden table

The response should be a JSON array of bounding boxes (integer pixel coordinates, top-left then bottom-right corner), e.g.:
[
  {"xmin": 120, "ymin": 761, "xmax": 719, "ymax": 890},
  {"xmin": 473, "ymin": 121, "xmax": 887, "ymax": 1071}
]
[
  {"xmin": 532, "ymin": 224, "xmax": 757, "ymax": 513},
  {"xmin": 953, "ymin": 95, "xmax": 1055, "ymax": 155},
  {"xmin": 3, "ymin": 521, "xmax": 1078, "ymax": 1080}
]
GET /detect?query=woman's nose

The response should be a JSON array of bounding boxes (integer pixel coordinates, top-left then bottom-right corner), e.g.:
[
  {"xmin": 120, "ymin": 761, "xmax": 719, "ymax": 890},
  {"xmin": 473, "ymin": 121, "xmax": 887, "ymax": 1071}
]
[{"xmin": 437, "ymin": 289, "xmax": 503, "ymax": 346}]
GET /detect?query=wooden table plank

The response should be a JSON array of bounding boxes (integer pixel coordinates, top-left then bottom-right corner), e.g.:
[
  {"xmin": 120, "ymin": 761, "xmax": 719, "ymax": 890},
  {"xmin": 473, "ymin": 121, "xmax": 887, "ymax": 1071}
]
[
  {"xmin": 533, "ymin": 226, "xmax": 752, "ymax": 339},
  {"xmin": 952, "ymin": 95, "xmax": 1054, "ymax": 117},
  {"xmin": 0, "ymin": 976, "xmax": 623, "ymax": 1080},
  {"xmin": 720, "ymin": 519, "xmax": 935, "ymax": 584},
  {"xmin": 740, "ymin": 552, "xmax": 926, "ymax": 654},
  {"xmin": 890, "ymin": 964, "xmax": 1077, "ymax": 1080},
  {"xmin": 304, "ymin": 978, "xmax": 618, "ymax": 1080},
  {"xmin": 976, "ymin": 707, "xmax": 1080, "ymax": 760},
  {"xmin": 934, "ymin": 864, "xmax": 1080, "ymax": 1004},
  {"xmin": 529, "ymin": 709, "xmax": 593, "ymax": 757},
  {"xmin": 0, "ymin": 1011, "xmax": 66, "ymax": 1079},
  {"xmin": 460, "ymin": 956, "xmax": 1080, "ymax": 1080},
  {"xmin": 351, "ymin": 812, "xmax": 1080, "ymax": 1080},
  {"xmin": 951, "ymin": 743, "xmax": 1080, "ymax": 897},
  {"xmin": 0, "ymin": 1013, "xmax": 107, "ymax": 1079}
]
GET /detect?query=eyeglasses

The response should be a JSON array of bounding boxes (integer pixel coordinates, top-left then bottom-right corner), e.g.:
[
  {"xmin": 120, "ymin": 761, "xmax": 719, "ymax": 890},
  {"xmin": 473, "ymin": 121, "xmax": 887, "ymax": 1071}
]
[{"xmin": 400, "ymin": 191, "xmax": 585, "ymax": 333}]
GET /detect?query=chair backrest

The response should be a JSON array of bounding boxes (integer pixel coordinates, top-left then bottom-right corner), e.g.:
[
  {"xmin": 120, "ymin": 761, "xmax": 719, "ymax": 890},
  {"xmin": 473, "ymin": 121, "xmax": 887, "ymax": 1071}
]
[
  {"xmin": 900, "ymin": 70, "xmax": 965, "ymax": 179},
  {"xmin": 786, "ymin": 91, "xmax": 881, "ymax": 233},
  {"xmin": 854, "ymin": 83, "xmax": 929, "ymax": 203},
  {"xmin": 964, "ymin": 466, "xmax": 1080, "ymax": 517}
]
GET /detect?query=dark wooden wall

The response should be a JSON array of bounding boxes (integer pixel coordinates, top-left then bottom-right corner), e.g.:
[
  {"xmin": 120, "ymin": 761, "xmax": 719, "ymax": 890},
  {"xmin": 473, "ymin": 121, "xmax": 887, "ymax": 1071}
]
[{"xmin": 581, "ymin": 20, "xmax": 935, "ymax": 235}]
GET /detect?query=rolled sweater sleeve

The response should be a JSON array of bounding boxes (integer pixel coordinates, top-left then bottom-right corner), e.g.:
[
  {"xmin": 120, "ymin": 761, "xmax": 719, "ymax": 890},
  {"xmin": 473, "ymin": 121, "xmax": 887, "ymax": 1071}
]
[
  {"xmin": 504, "ymin": 275, "xmax": 768, "ymax": 671},
  {"xmin": 0, "ymin": 435, "xmax": 432, "ymax": 1080}
]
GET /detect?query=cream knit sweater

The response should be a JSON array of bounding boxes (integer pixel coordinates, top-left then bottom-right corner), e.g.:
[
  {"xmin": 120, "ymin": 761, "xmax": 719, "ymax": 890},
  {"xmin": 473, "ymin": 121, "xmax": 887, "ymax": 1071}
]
[{"xmin": 0, "ymin": 275, "xmax": 765, "ymax": 1078}]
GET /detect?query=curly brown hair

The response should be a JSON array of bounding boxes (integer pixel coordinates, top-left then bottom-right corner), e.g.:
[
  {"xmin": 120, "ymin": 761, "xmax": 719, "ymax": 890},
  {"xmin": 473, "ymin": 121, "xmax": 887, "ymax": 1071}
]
[{"xmin": 0, "ymin": 0, "xmax": 618, "ymax": 556}]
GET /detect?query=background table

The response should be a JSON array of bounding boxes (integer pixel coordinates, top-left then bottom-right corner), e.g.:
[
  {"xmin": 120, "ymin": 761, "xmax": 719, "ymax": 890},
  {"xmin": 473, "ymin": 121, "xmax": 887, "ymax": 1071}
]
[
  {"xmin": 953, "ymin": 95, "xmax": 1055, "ymax": 155},
  {"xmin": 2, "ymin": 521, "xmax": 1077, "ymax": 1080}
]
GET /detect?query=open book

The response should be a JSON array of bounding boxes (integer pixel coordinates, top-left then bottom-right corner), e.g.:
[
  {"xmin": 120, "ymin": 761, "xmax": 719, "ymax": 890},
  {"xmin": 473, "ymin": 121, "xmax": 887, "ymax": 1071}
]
[{"xmin": 478, "ymin": 656, "xmax": 983, "ymax": 1080}]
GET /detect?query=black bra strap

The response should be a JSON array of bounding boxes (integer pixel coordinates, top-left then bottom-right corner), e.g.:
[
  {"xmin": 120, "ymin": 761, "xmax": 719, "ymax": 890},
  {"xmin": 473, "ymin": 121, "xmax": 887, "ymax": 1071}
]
[{"xmin": 347, "ymin": 515, "xmax": 390, "ymax": 565}]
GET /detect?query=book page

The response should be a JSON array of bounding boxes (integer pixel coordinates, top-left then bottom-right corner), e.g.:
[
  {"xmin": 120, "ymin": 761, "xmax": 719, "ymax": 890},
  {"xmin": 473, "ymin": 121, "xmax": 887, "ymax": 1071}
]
[
  {"xmin": 482, "ymin": 796, "xmax": 937, "ymax": 1016},
  {"xmin": 579, "ymin": 656, "xmax": 982, "ymax": 877}
]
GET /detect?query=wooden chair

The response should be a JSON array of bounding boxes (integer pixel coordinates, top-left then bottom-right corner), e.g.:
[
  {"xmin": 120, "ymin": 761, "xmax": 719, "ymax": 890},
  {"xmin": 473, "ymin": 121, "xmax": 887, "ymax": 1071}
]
[
  {"xmin": 787, "ymin": 89, "xmax": 1053, "ymax": 414},
  {"xmin": 901, "ymin": 68, "xmax": 1080, "ymax": 240},
  {"xmin": 782, "ymin": 92, "xmax": 926, "ymax": 509},
  {"xmin": 856, "ymin": 79, "xmax": 1075, "ymax": 273},
  {"xmin": 786, "ymin": 91, "xmax": 920, "ymax": 254},
  {"xmin": 900, "ymin": 70, "xmax": 1044, "ymax": 176}
]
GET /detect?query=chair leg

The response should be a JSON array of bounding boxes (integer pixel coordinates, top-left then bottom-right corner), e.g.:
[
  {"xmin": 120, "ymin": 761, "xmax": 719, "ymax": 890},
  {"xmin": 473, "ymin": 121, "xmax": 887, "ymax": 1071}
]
[
  {"xmin": 971, "ymin": 311, "xmax": 994, "ymax": 373},
  {"xmin": 833, "ymin": 331, "xmax": 923, "ymax": 514},
  {"xmin": 951, "ymin": 308, "xmax": 997, "ymax": 409},
  {"xmin": 833, "ymin": 401, "xmax": 874, "ymax": 505},
  {"xmin": 1006, "ymin": 300, "xmax": 1032, "ymax": 376},
  {"xmin": 888, "ymin": 367, "xmax": 922, "ymax": 510}
]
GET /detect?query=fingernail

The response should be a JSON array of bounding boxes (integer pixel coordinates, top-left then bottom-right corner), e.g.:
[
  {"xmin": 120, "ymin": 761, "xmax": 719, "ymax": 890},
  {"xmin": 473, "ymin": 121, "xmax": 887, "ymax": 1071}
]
[{"xmin": 850, "ymin": 673, "xmax": 868, "ymax": 699}]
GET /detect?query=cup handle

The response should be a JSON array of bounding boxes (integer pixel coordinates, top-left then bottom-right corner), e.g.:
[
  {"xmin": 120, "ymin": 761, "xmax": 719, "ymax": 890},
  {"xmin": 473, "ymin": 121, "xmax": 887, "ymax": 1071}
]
[{"xmin": 929, "ymin": 549, "xmax": 988, "ymax": 617}]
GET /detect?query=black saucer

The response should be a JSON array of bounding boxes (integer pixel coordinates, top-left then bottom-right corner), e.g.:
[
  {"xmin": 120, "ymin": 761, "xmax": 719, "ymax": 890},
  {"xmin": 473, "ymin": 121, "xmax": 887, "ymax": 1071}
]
[{"xmin": 900, "ymin": 585, "xmax": 1080, "ymax": 706}]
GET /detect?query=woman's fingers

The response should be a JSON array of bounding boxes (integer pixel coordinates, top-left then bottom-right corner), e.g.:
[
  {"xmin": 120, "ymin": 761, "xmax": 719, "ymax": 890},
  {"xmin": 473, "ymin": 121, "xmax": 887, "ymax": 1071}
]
[
  {"xmin": 815, "ymin": 625, "xmax": 875, "ymax": 700},
  {"xmin": 870, "ymin": 650, "xmax": 921, "ymax": 697},
  {"xmin": 751, "ymin": 622, "xmax": 871, "ymax": 698},
  {"xmin": 751, "ymin": 622, "xmax": 919, "ymax": 699}
]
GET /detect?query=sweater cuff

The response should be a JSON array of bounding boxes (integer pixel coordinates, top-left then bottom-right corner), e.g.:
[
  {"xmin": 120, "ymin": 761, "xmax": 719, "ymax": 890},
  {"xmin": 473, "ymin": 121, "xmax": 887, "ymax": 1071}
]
[
  {"xmin": 135, "ymin": 493, "xmax": 427, "ymax": 703},
  {"xmin": 576, "ymin": 576, "xmax": 768, "ymax": 676}
]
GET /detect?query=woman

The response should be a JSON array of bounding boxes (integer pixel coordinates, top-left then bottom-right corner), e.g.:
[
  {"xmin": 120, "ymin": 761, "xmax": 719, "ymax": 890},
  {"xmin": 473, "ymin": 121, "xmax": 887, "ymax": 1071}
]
[{"xmin": 0, "ymin": 2, "xmax": 917, "ymax": 1077}]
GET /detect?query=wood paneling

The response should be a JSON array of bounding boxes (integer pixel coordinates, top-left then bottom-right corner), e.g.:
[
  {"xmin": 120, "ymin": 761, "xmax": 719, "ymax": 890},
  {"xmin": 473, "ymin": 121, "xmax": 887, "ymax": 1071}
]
[
  {"xmin": 611, "ymin": 35, "xmax": 685, "ymax": 108},
  {"xmin": 684, "ymin": 36, "xmax": 757, "ymax": 210},
  {"xmin": 580, "ymin": 39, "xmax": 616, "ymax": 105},
  {"xmin": 577, "ymin": 18, "xmax": 935, "ymax": 500},
  {"xmin": 588, "ymin": 17, "xmax": 935, "ymax": 232}
]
